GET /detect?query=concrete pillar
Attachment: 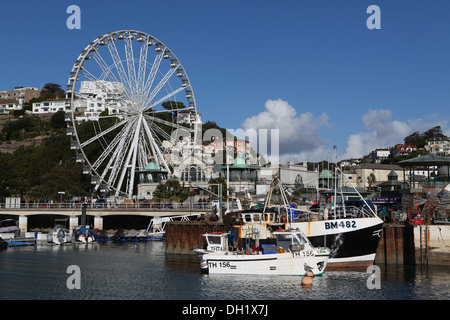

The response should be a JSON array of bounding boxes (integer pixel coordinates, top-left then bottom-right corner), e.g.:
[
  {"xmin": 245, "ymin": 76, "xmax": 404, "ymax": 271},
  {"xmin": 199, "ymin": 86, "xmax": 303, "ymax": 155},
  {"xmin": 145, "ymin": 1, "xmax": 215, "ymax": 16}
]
[
  {"xmin": 69, "ymin": 217, "xmax": 79, "ymax": 232},
  {"xmin": 18, "ymin": 216, "xmax": 27, "ymax": 233},
  {"xmin": 94, "ymin": 217, "xmax": 103, "ymax": 230}
]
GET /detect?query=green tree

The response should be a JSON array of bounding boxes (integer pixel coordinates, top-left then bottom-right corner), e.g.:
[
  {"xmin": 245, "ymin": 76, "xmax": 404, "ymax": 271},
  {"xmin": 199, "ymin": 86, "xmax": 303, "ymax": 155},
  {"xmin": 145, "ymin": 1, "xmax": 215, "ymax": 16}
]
[
  {"xmin": 40, "ymin": 83, "xmax": 65, "ymax": 99},
  {"xmin": 367, "ymin": 172, "xmax": 376, "ymax": 188},
  {"xmin": 50, "ymin": 111, "xmax": 66, "ymax": 129}
]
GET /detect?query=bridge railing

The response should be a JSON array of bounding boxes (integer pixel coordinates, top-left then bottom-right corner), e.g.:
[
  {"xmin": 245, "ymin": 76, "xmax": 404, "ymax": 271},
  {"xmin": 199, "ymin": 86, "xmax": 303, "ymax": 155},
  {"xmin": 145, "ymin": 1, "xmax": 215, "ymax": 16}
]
[{"xmin": 0, "ymin": 201, "xmax": 214, "ymax": 210}]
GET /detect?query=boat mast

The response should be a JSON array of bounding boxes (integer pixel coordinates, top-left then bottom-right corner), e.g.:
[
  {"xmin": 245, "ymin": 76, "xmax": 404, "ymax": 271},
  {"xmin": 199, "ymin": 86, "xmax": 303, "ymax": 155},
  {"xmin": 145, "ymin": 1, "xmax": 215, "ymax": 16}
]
[{"xmin": 333, "ymin": 145, "xmax": 337, "ymax": 219}]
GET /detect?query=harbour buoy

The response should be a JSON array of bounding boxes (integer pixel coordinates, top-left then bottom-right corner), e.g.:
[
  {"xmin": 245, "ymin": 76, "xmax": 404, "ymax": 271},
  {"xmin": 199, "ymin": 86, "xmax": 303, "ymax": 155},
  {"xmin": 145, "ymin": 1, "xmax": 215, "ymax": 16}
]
[
  {"xmin": 301, "ymin": 276, "xmax": 313, "ymax": 286},
  {"xmin": 306, "ymin": 271, "xmax": 314, "ymax": 278}
]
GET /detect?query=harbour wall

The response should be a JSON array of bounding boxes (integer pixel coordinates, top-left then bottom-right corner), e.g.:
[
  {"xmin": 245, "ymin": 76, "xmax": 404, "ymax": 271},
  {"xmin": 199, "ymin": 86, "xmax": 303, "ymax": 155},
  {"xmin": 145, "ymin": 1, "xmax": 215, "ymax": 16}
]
[
  {"xmin": 375, "ymin": 224, "xmax": 450, "ymax": 266},
  {"xmin": 165, "ymin": 221, "xmax": 226, "ymax": 254}
]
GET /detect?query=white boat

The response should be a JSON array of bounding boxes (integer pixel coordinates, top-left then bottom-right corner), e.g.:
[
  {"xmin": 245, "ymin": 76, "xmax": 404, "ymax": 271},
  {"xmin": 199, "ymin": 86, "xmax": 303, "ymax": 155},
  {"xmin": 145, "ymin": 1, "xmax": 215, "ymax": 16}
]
[
  {"xmin": 0, "ymin": 219, "xmax": 20, "ymax": 238},
  {"xmin": 47, "ymin": 225, "xmax": 73, "ymax": 245},
  {"xmin": 229, "ymin": 172, "xmax": 384, "ymax": 269},
  {"xmin": 194, "ymin": 229, "xmax": 330, "ymax": 276},
  {"xmin": 76, "ymin": 226, "xmax": 95, "ymax": 244}
]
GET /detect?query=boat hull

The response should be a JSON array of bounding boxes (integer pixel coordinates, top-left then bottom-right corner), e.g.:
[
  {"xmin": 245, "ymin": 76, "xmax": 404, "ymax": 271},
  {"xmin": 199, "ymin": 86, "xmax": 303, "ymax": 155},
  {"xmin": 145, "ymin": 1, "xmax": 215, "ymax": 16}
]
[
  {"xmin": 200, "ymin": 251, "xmax": 329, "ymax": 276},
  {"xmin": 291, "ymin": 217, "xmax": 384, "ymax": 269}
]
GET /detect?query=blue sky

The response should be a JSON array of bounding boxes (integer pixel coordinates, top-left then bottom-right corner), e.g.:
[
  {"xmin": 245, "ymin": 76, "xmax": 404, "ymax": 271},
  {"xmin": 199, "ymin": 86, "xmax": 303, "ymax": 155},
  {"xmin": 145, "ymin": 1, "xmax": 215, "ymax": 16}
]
[{"xmin": 1, "ymin": 0, "xmax": 450, "ymax": 162}]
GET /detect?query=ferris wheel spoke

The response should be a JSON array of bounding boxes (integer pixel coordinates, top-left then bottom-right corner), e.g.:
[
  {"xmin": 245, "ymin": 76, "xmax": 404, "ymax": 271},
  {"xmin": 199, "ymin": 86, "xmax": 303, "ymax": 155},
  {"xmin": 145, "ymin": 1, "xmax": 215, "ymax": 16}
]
[
  {"xmin": 140, "ymin": 119, "xmax": 163, "ymax": 170},
  {"xmin": 142, "ymin": 64, "xmax": 178, "ymax": 109},
  {"xmin": 124, "ymin": 36, "xmax": 139, "ymax": 100},
  {"xmin": 80, "ymin": 118, "xmax": 128, "ymax": 148},
  {"xmin": 140, "ymin": 49, "xmax": 165, "ymax": 106},
  {"xmin": 91, "ymin": 119, "xmax": 134, "ymax": 170},
  {"xmin": 115, "ymin": 116, "xmax": 143, "ymax": 197},
  {"xmin": 136, "ymin": 39, "xmax": 149, "ymax": 105},
  {"xmin": 151, "ymin": 106, "xmax": 191, "ymax": 114},
  {"xmin": 91, "ymin": 122, "xmax": 133, "ymax": 193},
  {"xmin": 141, "ymin": 117, "xmax": 171, "ymax": 172},
  {"xmin": 144, "ymin": 86, "xmax": 188, "ymax": 112},
  {"xmin": 107, "ymin": 119, "xmax": 137, "ymax": 190},
  {"xmin": 107, "ymin": 41, "xmax": 132, "ymax": 96},
  {"xmin": 91, "ymin": 49, "xmax": 124, "ymax": 89},
  {"xmin": 146, "ymin": 114, "xmax": 191, "ymax": 133}
]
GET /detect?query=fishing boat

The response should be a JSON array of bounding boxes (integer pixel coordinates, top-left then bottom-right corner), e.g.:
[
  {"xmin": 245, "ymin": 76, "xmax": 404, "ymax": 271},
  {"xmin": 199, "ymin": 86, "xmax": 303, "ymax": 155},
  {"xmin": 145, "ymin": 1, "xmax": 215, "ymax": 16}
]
[
  {"xmin": 289, "ymin": 167, "xmax": 384, "ymax": 269},
  {"xmin": 194, "ymin": 229, "xmax": 330, "ymax": 276},
  {"xmin": 228, "ymin": 171, "xmax": 384, "ymax": 269},
  {"xmin": 47, "ymin": 225, "xmax": 73, "ymax": 245}
]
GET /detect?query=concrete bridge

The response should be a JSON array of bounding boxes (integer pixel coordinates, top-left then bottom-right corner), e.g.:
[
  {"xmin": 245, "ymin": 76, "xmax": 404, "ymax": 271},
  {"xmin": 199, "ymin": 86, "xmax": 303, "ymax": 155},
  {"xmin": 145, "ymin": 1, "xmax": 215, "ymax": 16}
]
[{"xmin": 0, "ymin": 204, "xmax": 210, "ymax": 232}]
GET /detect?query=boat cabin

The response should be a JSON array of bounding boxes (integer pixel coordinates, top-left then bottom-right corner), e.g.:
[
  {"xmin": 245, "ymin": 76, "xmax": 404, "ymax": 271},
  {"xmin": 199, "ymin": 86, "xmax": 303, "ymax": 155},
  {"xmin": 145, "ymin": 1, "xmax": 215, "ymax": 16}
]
[
  {"xmin": 273, "ymin": 229, "xmax": 313, "ymax": 252},
  {"xmin": 203, "ymin": 232, "xmax": 229, "ymax": 252}
]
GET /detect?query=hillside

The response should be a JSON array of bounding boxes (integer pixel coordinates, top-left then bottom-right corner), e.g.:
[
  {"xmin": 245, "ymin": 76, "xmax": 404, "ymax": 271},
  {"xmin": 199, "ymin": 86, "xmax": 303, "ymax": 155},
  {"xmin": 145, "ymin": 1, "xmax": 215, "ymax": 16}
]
[{"xmin": 0, "ymin": 113, "xmax": 91, "ymax": 202}]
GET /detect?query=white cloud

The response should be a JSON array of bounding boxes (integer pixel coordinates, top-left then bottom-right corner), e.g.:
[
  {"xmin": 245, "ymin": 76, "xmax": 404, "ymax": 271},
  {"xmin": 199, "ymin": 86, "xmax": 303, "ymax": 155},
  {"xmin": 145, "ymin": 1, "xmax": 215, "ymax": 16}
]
[
  {"xmin": 342, "ymin": 109, "xmax": 449, "ymax": 159},
  {"xmin": 240, "ymin": 99, "xmax": 331, "ymax": 162}
]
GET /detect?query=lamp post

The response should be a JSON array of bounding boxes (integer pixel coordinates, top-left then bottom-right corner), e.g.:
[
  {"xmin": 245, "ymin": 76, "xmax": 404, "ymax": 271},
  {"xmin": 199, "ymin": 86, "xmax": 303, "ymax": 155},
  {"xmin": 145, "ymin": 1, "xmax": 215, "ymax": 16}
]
[{"xmin": 58, "ymin": 191, "xmax": 65, "ymax": 208}]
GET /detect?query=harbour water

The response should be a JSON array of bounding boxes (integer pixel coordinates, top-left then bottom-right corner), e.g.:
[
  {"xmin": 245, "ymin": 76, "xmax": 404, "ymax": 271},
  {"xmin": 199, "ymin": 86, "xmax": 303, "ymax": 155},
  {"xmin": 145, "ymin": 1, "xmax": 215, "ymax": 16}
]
[{"xmin": 1, "ymin": 241, "xmax": 449, "ymax": 301}]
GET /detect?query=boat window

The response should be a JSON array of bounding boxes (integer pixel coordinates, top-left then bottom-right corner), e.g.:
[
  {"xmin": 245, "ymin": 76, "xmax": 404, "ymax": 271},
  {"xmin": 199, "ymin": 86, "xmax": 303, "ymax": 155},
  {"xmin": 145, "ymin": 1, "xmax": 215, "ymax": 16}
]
[
  {"xmin": 253, "ymin": 214, "xmax": 260, "ymax": 222},
  {"xmin": 276, "ymin": 234, "xmax": 292, "ymax": 250},
  {"xmin": 207, "ymin": 236, "xmax": 222, "ymax": 245},
  {"xmin": 295, "ymin": 233, "xmax": 309, "ymax": 245},
  {"xmin": 244, "ymin": 215, "xmax": 252, "ymax": 222}
]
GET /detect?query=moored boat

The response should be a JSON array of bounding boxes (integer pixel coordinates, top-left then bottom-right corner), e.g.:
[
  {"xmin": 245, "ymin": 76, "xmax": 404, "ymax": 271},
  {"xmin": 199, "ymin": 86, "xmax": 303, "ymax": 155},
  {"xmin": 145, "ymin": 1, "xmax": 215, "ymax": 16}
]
[
  {"xmin": 74, "ymin": 226, "xmax": 95, "ymax": 244},
  {"xmin": 194, "ymin": 229, "xmax": 330, "ymax": 276},
  {"xmin": 47, "ymin": 225, "xmax": 73, "ymax": 245},
  {"xmin": 227, "ymin": 174, "xmax": 384, "ymax": 269},
  {"xmin": 0, "ymin": 219, "xmax": 20, "ymax": 238},
  {"xmin": 111, "ymin": 229, "xmax": 126, "ymax": 242}
]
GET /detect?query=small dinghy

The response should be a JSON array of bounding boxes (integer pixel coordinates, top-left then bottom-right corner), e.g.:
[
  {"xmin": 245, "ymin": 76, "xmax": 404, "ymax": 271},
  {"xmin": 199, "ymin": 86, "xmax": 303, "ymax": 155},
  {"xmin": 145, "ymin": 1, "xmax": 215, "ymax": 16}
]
[
  {"xmin": 124, "ymin": 229, "xmax": 139, "ymax": 242},
  {"xmin": 47, "ymin": 225, "xmax": 73, "ymax": 245},
  {"xmin": 76, "ymin": 227, "xmax": 95, "ymax": 245},
  {"xmin": 111, "ymin": 229, "xmax": 126, "ymax": 242},
  {"xmin": 95, "ymin": 229, "xmax": 110, "ymax": 243}
]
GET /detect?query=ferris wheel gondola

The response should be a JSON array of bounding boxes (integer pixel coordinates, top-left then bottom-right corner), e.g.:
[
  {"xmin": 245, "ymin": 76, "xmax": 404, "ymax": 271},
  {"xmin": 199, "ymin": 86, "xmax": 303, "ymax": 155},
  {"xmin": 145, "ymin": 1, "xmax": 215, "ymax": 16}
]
[{"xmin": 65, "ymin": 30, "xmax": 197, "ymax": 199}]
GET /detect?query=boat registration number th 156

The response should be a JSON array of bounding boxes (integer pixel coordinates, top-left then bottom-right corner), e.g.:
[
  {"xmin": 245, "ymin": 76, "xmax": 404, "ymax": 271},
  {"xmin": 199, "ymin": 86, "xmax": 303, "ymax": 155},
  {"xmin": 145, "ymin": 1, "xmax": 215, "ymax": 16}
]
[
  {"xmin": 208, "ymin": 261, "xmax": 231, "ymax": 268},
  {"xmin": 324, "ymin": 220, "xmax": 357, "ymax": 230},
  {"xmin": 293, "ymin": 250, "xmax": 314, "ymax": 257}
]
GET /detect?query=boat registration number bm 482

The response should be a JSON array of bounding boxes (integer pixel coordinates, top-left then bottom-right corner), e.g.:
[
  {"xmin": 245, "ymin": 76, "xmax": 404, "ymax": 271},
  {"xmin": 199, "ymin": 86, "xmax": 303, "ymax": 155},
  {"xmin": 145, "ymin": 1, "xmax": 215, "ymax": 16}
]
[{"xmin": 325, "ymin": 220, "xmax": 357, "ymax": 230}]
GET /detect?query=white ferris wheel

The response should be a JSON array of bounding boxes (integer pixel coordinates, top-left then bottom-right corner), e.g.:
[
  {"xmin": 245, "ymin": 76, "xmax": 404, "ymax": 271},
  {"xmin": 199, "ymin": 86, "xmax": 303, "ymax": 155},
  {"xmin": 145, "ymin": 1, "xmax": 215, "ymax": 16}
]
[{"xmin": 65, "ymin": 30, "xmax": 198, "ymax": 199}]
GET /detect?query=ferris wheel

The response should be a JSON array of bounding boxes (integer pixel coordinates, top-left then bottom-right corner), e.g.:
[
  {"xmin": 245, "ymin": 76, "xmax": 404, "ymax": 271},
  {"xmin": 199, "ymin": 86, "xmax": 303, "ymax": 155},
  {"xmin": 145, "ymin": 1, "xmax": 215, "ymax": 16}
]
[{"xmin": 65, "ymin": 30, "xmax": 198, "ymax": 199}]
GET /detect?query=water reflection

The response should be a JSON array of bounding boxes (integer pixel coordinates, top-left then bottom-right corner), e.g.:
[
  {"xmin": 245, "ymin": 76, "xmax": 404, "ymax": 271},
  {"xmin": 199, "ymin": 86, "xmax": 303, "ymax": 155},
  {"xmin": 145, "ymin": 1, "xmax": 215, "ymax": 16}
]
[{"xmin": 1, "ymin": 242, "xmax": 449, "ymax": 300}]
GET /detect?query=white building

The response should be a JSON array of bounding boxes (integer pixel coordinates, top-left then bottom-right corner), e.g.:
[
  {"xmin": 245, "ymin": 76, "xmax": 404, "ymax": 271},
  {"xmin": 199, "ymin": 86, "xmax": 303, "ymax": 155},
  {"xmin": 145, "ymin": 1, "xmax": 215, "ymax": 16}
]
[
  {"xmin": 32, "ymin": 81, "xmax": 124, "ymax": 118},
  {"xmin": 32, "ymin": 99, "xmax": 65, "ymax": 114},
  {"xmin": 75, "ymin": 80, "xmax": 125, "ymax": 119},
  {"xmin": 371, "ymin": 148, "xmax": 391, "ymax": 164},
  {"xmin": 0, "ymin": 99, "xmax": 22, "ymax": 114}
]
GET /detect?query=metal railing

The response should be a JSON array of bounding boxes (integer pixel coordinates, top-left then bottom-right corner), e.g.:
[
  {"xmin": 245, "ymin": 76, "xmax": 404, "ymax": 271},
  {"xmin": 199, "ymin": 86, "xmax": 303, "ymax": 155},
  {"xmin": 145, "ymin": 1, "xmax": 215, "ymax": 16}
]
[{"xmin": 0, "ymin": 201, "xmax": 214, "ymax": 210}]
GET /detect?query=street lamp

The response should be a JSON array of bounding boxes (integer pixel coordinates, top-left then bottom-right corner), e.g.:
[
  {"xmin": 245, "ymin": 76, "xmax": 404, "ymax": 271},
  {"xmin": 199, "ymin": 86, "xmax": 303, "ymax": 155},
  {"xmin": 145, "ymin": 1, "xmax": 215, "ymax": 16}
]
[{"xmin": 58, "ymin": 191, "xmax": 65, "ymax": 208}]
